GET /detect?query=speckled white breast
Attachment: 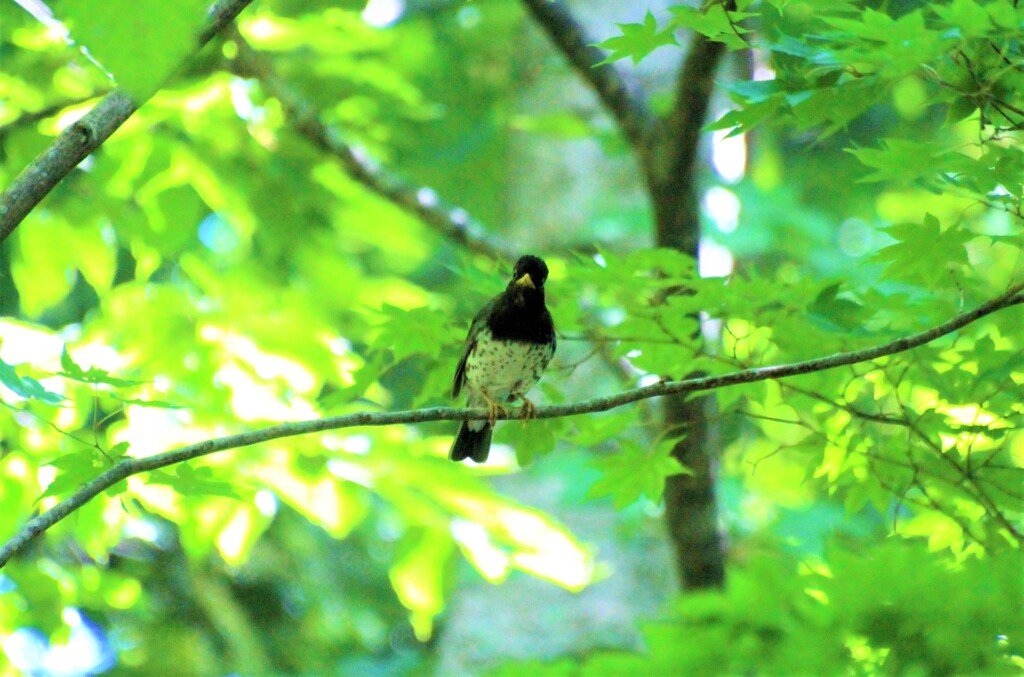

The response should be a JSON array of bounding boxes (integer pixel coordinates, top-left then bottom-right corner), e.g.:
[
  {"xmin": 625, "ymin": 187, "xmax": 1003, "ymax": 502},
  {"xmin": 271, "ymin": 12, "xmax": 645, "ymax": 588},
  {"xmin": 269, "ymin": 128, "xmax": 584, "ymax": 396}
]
[{"xmin": 463, "ymin": 326, "xmax": 554, "ymax": 403}]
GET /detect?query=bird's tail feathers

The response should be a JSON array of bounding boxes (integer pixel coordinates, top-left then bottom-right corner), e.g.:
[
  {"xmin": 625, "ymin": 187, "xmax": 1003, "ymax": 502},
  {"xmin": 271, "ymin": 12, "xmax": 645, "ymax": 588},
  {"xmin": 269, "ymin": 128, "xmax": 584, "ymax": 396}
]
[{"xmin": 450, "ymin": 422, "xmax": 493, "ymax": 463}]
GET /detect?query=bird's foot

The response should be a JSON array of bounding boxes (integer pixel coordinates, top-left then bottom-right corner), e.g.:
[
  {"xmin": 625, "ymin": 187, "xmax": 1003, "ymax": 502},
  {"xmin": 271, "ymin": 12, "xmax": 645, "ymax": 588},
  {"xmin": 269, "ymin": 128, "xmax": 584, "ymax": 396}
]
[
  {"xmin": 518, "ymin": 397, "xmax": 536, "ymax": 426},
  {"xmin": 482, "ymin": 393, "xmax": 507, "ymax": 427}
]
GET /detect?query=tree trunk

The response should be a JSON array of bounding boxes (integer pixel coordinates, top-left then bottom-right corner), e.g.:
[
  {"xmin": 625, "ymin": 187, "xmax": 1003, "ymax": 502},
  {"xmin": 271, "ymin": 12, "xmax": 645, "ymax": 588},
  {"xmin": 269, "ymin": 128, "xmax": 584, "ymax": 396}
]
[
  {"xmin": 651, "ymin": 33, "xmax": 729, "ymax": 590},
  {"xmin": 662, "ymin": 394, "xmax": 725, "ymax": 589}
]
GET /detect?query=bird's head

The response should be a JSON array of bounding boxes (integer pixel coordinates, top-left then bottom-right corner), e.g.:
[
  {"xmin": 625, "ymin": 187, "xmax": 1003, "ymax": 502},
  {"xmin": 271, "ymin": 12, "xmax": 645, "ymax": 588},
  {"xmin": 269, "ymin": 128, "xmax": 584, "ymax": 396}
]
[{"xmin": 508, "ymin": 255, "xmax": 549, "ymax": 302}]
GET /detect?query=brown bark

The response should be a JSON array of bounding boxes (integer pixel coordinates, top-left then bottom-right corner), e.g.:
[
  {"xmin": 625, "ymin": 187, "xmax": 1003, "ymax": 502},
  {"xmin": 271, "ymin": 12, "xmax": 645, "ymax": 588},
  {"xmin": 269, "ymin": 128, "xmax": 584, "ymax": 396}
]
[
  {"xmin": 653, "ymin": 33, "xmax": 729, "ymax": 590},
  {"xmin": 661, "ymin": 394, "xmax": 725, "ymax": 589}
]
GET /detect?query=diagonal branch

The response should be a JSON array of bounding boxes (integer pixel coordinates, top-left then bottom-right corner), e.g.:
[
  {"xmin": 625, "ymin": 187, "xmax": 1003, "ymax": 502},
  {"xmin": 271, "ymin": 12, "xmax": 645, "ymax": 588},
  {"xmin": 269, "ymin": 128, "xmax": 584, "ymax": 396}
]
[
  {"xmin": 228, "ymin": 32, "xmax": 510, "ymax": 260},
  {"xmin": 1, "ymin": 282, "xmax": 1021, "ymax": 568},
  {"xmin": 520, "ymin": 0, "xmax": 657, "ymax": 173},
  {"xmin": 0, "ymin": 0, "xmax": 256, "ymax": 243}
]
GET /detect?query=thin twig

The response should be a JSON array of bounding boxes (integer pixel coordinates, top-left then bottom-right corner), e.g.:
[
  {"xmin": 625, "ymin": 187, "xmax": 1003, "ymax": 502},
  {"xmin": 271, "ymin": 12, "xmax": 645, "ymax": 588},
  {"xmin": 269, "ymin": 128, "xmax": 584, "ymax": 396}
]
[
  {"xmin": 227, "ymin": 31, "xmax": 510, "ymax": 260},
  {"xmin": 0, "ymin": 95, "xmax": 106, "ymax": 135}
]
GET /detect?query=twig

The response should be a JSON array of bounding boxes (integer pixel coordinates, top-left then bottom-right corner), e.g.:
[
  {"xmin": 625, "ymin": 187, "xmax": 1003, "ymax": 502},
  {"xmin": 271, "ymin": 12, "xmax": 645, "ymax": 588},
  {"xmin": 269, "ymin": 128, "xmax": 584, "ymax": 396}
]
[
  {"xmin": 783, "ymin": 382, "xmax": 912, "ymax": 428},
  {"xmin": 228, "ymin": 32, "xmax": 510, "ymax": 260},
  {"xmin": 0, "ymin": 95, "xmax": 106, "ymax": 135},
  {"xmin": 1, "ymin": 281, "xmax": 1021, "ymax": 568},
  {"xmin": 0, "ymin": 0, "xmax": 256, "ymax": 243},
  {"xmin": 879, "ymin": 364, "xmax": 1024, "ymax": 544}
]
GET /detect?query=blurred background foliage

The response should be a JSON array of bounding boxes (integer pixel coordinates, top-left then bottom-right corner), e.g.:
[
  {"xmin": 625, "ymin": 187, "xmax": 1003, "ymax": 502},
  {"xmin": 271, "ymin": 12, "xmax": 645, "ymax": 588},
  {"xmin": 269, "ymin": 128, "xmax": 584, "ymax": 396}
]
[{"xmin": 0, "ymin": 0, "xmax": 1022, "ymax": 674}]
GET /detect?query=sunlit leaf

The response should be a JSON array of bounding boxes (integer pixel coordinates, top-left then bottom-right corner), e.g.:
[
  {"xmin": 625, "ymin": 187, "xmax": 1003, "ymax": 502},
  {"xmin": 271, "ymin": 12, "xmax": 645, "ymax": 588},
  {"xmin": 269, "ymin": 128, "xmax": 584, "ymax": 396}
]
[
  {"xmin": 668, "ymin": 5, "xmax": 753, "ymax": 50},
  {"xmin": 59, "ymin": 0, "xmax": 210, "ymax": 100},
  {"xmin": 59, "ymin": 348, "xmax": 141, "ymax": 388},
  {"xmin": 594, "ymin": 11, "xmax": 677, "ymax": 65},
  {"xmin": 148, "ymin": 464, "xmax": 242, "ymax": 500},
  {"xmin": 39, "ymin": 452, "xmax": 107, "ymax": 500},
  {"xmin": 0, "ymin": 359, "xmax": 64, "ymax": 404},
  {"xmin": 871, "ymin": 214, "xmax": 972, "ymax": 285},
  {"xmin": 112, "ymin": 396, "xmax": 188, "ymax": 409}
]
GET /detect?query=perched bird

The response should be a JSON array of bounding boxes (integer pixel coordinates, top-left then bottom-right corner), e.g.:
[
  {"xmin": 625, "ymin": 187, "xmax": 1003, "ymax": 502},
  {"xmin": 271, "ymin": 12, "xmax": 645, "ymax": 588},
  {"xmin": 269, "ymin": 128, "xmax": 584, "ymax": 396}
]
[{"xmin": 450, "ymin": 255, "xmax": 556, "ymax": 463}]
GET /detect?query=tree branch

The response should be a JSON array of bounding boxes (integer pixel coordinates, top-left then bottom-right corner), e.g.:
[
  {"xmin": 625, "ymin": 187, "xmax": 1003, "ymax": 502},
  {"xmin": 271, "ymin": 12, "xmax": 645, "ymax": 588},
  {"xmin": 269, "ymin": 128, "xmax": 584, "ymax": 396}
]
[
  {"xmin": 1, "ymin": 282, "xmax": 1021, "ymax": 568},
  {"xmin": 0, "ymin": 0, "xmax": 256, "ymax": 243},
  {"xmin": 666, "ymin": 32, "xmax": 727, "ymax": 184},
  {"xmin": 653, "ymin": 31, "xmax": 731, "ymax": 253},
  {"xmin": 663, "ymin": 0, "xmax": 738, "ymax": 186},
  {"xmin": 227, "ymin": 32, "xmax": 511, "ymax": 260},
  {"xmin": 519, "ymin": 0, "xmax": 657, "ymax": 173}
]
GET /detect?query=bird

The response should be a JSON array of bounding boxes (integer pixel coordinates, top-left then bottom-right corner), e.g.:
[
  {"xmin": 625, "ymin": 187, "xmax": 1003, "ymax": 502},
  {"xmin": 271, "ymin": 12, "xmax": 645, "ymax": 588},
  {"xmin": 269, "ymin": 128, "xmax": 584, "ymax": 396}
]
[{"xmin": 450, "ymin": 255, "xmax": 556, "ymax": 463}]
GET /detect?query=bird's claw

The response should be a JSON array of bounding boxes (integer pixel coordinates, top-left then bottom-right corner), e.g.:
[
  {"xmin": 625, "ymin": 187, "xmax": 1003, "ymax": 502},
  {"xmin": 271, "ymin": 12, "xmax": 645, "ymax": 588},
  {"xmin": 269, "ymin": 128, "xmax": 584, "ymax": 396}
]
[
  {"xmin": 518, "ymin": 397, "xmax": 536, "ymax": 426},
  {"xmin": 482, "ymin": 393, "xmax": 507, "ymax": 427}
]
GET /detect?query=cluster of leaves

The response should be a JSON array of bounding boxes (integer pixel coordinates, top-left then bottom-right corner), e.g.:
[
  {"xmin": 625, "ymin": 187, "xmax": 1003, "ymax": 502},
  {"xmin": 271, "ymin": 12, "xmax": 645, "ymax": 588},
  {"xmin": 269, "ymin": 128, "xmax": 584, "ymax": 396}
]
[
  {"xmin": 551, "ymin": 0, "xmax": 1024, "ymax": 667},
  {"xmin": 597, "ymin": 4, "xmax": 753, "ymax": 63},
  {"xmin": 601, "ymin": 1, "xmax": 1024, "ymax": 222},
  {"xmin": 601, "ymin": 1, "xmax": 1024, "ymax": 130},
  {"xmin": 559, "ymin": 245, "xmax": 1023, "ymax": 555},
  {"xmin": 492, "ymin": 540, "xmax": 1024, "ymax": 675},
  {"xmin": 588, "ymin": 0, "xmax": 1024, "ymax": 556}
]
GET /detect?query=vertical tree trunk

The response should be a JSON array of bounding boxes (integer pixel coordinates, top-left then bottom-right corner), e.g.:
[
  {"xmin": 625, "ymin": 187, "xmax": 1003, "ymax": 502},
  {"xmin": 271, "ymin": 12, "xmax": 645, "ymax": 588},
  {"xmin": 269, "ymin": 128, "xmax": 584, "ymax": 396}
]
[
  {"xmin": 652, "ymin": 33, "xmax": 729, "ymax": 590},
  {"xmin": 661, "ymin": 395, "xmax": 725, "ymax": 589}
]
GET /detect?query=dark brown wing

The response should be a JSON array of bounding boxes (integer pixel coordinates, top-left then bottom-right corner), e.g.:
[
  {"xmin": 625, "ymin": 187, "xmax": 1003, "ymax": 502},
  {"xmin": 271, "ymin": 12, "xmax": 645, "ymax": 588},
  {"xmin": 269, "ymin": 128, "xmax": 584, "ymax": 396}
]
[
  {"xmin": 452, "ymin": 336, "xmax": 474, "ymax": 398},
  {"xmin": 452, "ymin": 295, "xmax": 498, "ymax": 398}
]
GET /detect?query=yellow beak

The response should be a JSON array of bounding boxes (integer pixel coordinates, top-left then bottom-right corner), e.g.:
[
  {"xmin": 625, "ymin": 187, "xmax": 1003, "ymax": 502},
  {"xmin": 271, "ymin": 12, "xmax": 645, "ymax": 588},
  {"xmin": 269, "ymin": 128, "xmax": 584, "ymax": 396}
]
[{"xmin": 515, "ymin": 273, "xmax": 535, "ymax": 289}]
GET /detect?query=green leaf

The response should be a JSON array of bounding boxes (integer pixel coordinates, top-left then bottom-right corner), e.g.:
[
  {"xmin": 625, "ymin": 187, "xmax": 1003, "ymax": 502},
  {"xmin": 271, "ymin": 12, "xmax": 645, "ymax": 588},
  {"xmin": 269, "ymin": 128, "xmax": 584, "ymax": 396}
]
[
  {"xmin": 823, "ymin": 8, "xmax": 895, "ymax": 38},
  {"xmin": 107, "ymin": 441, "xmax": 131, "ymax": 459},
  {"xmin": 389, "ymin": 527, "xmax": 453, "ymax": 641},
  {"xmin": 148, "ymin": 464, "xmax": 242, "ymax": 499},
  {"xmin": 589, "ymin": 438, "xmax": 691, "ymax": 509},
  {"xmin": 60, "ymin": 0, "xmax": 210, "ymax": 100},
  {"xmin": 807, "ymin": 283, "xmax": 868, "ymax": 332},
  {"xmin": 59, "ymin": 348, "xmax": 142, "ymax": 388},
  {"xmin": 972, "ymin": 334, "xmax": 1024, "ymax": 383},
  {"xmin": 594, "ymin": 11, "xmax": 677, "ymax": 65},
  {"xmin": 111, "ymin": 396, "xmax": 188, "ymax": 409},
  {"xmin": 40, "ymin": 453, "xmax": 106, "ymax": 500},
  {"xmin": 498, "ymin": 416, "xmax": 567, "ymax": 465},
  {"xmin": 0, "ymin": 359, "xmax": 65, "ymax": 405},
  {"xmin": 669, "ymin": 5, "xmax": 753, "ymax": 50},
  {"xmin": 60, "ymin": 347, "xmax": 85, "ymax": 380},
  {"xmin": 846, "ymin": 138, "xmax": 949, "ymax": 184},
  {"xmin": 375, "ymin": 304, "xmax": 455, "ymax": 362},
  {"xmin": 12, "ymin": 219, "xmax": 77, "ymax": 317},
  {"xmin": 986, "ymin": 0, "xmax": 1020, "ymax": 29},
  {"xmin": 871, "ymin": 214, "xmax": 972, "ymax": 285},
  {"xmin": 933, "ymin": 0, "xmax": 992, "ymax": 38}
]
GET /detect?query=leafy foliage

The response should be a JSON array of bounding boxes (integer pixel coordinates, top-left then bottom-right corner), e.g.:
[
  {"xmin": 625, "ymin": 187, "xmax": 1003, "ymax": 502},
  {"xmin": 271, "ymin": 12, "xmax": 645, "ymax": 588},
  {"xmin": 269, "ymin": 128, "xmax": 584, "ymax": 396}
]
[
  {"xmin": 490, "ymin": 541, "xmax": 1024, "ymax": 676},
  {"xmin": 0, "ymin": 0, "xmax": 1022, "ymax": 673}
]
